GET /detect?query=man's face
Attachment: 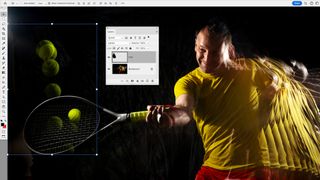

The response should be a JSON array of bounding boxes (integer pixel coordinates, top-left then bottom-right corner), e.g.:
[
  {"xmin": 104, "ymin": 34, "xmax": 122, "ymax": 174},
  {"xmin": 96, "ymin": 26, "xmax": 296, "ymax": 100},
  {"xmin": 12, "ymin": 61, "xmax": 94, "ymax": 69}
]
[{"xmin": 194, "ymin": 28, "xmax": 224, "ymax": 73}]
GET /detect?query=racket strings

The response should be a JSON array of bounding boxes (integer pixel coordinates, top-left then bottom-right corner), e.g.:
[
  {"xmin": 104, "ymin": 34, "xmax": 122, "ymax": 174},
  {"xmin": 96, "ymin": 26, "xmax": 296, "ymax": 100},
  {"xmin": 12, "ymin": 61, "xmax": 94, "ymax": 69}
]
[{"xmin": 24, "ymin": 97, "xmax": 99, "ymax": 154}]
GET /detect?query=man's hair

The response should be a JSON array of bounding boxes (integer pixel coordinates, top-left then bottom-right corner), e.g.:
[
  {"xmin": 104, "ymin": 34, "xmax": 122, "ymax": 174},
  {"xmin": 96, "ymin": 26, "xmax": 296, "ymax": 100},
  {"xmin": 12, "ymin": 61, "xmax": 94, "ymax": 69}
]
[
  {"xmin": 196, "ymin": 18, "xmax": 232, "ymax": 43},
  {"xmin": 196, "ymin": 18, "xmax": 237, "ymax": 60}
]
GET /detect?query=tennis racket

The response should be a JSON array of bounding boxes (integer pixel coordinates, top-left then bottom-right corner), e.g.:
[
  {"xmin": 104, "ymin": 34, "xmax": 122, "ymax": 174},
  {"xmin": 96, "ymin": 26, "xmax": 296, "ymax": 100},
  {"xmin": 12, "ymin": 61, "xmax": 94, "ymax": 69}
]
[{"xmin": 23, "ymin": 95, "xmax": 148, "ymax": 155}]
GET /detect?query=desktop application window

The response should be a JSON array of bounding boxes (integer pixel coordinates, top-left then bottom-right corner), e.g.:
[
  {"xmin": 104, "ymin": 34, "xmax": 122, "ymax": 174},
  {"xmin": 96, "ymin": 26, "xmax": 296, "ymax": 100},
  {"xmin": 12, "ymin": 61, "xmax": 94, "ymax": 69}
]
[{"xmin": 1, "ymin": 1, "xmax": 320, "ymax": 180}]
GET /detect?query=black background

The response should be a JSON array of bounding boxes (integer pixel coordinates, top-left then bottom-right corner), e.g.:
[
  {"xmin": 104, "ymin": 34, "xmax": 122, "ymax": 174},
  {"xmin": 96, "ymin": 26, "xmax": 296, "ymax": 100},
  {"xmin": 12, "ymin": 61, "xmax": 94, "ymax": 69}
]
[{"xmin": 7, "ymin": 7, "xmax": 320, "ymax": 180}]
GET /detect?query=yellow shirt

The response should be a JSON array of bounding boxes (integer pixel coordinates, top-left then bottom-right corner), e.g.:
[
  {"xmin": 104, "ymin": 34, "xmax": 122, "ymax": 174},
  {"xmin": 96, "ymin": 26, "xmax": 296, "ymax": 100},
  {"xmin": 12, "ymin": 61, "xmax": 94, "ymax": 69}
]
[
  {"xmin": 174, "ymin": 58, "xmax": 320, "ymax": 174},
  {"xmin": 174, "ymin": 60, "xmax": 266, "ymax": 170}
]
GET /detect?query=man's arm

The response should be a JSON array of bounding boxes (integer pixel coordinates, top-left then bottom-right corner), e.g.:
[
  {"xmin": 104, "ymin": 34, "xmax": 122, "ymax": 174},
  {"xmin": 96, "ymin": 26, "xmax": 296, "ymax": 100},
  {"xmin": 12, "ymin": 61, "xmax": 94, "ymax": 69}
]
[
  {"xmin": 146, "ymin": 94, "xmax": 195, "ymax": 127},
  {"xmin": 254, "ymin": 59, "xmax": 281, "ymax": 101}
]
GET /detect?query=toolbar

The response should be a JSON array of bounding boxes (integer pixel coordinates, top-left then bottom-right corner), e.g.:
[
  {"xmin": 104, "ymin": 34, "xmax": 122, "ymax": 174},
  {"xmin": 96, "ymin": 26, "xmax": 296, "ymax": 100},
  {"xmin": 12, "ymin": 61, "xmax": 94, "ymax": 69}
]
[
  {"xmin": 1, "ymin": 0, "xmax": 318, "ymax": 7},
  {"xmin": 0, "ymin": 6, "xmax": 7, "ymax": 140}
]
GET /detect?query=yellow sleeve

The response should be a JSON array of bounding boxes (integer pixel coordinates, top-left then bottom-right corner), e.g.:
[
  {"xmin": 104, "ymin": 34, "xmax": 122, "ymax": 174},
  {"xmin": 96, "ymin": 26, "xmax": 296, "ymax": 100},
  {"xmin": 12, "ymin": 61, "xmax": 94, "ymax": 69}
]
[{"xmin": 174, "ymin": 73, "xmax": 198, "ymax": 100}]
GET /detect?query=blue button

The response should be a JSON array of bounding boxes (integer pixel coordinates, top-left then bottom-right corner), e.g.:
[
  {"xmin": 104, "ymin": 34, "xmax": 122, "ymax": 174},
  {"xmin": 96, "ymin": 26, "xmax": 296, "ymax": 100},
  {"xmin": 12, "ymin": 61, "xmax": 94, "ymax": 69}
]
[{"xmin": 292, "ymin": 1, "xmax": 302, "ymax": 5}]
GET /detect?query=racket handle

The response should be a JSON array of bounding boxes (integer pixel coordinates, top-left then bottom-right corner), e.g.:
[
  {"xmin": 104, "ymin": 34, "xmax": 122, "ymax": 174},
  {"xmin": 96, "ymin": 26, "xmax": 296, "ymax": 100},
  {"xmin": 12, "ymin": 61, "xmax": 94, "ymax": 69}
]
[{"xmin": 130, "ymin": 111, "xmax": 148, "ymax": 122}]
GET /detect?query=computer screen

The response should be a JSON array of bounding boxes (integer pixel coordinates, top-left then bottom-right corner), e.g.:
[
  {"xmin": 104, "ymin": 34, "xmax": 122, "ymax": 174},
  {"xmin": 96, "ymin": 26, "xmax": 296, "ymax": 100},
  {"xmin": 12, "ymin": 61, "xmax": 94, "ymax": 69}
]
[{"xmin": 2, "ymin": 1, "xmax": 320, "ymax": 180}]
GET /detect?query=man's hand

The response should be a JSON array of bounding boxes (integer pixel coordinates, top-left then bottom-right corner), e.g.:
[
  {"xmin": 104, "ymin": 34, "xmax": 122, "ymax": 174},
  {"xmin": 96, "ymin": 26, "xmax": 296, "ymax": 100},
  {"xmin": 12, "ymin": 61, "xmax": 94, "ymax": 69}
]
[
  {"xmin": 260, "ymin": 73, "xmax": 281, "ymax": 101},
  {"xmin": 146, "ymin": 94, "xmax": 195, "ymax": 128},
  {"xmin": 146, "ymin": 105, "xmax": 176, "ymax": 128}
]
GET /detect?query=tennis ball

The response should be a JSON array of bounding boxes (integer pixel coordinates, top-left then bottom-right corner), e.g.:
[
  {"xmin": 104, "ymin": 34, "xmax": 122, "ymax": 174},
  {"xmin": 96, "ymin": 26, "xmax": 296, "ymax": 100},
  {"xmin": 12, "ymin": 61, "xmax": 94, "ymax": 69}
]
[
  {"xmin": 49, "ymin": 116, "xmax": 63, "ymax": 130},
  {"xmin": 44, "ymin": 83, "xmax": 61, "ymax": 98},
  {"xmin": 36, "ymin": 40, "xmax": 57, "ymax": 60},
  {"xmin": 70, "ymin": 122, "xmax": 79, "ymax": 132},
  {"xmin": 68, "ymin": 108, "xmax": 81, "ymax": 123},
  {"xmin": 42, "ymin": 59, "xmax": 60, "ymax": 77}
]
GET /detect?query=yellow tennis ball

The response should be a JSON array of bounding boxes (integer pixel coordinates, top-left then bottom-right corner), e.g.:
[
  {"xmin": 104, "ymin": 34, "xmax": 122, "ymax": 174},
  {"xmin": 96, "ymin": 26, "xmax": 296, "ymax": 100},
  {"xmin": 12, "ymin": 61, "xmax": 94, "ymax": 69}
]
[
  {"xmin": 68, "ymin": 108, "xmax": 81, "ymax": 123},
  {"xmin": 44, "ymin": 83, "xmax": 61, "ymax": 98},
  {"xmin": 42, "ymin": 59, "xmax": 60, "ymax": 77},
  {"xmin": 36, "ymin": 40, "xmax": 57, "ymax": 60},
  {"xmin": 48, "ymin": 116, "xmax": 63, "ymax": 130}
]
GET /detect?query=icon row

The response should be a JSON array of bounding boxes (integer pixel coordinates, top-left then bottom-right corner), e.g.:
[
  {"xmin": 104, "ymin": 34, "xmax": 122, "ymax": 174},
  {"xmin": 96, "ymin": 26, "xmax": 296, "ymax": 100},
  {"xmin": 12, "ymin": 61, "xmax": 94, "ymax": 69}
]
[
  {"xmin": 120, "ymin": 79, "xmax": 155, "ymax": 83},
  {"xmin": 106, "ymin": 46, "xmax": 148, "ymax": 51},
  {"xmin": 124, "ymin": 36, "xmax": 150, "ymax": 40},
  {"xmin": 75, "ymin": 1, "xmax": 125, "ymax": 5},
  {"xmin": 107, "ymin": 46, "xmax": 133, "ymax": 50},
  {"xmin": 302, "ymin": 1, "xmax": 320, "ymax": 5},
  {"xmin": 308, "ymin": 1, "xmax": 320, "ymax": 5}
]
